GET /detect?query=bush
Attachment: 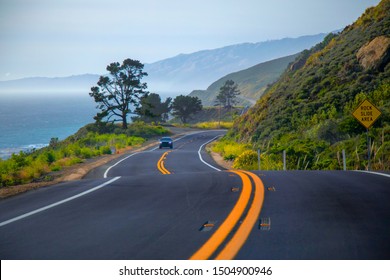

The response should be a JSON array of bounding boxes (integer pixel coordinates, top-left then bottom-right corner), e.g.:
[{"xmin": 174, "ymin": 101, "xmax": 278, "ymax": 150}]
[
  {"xmin": 211, "ymin": 139, "xmax": 250, "ymax": 161},
  {"xmin": 233, "ymin": 150, "xmax": 258, "ymax": 170},
  {"xmin": 194, "ymin": 121, "xmax": 233, "ymax": 129},
  {"xmin": 80, "ymin": 147, "xmax": 94, "ymax": 159},
  {"xmin": 39, "ymin": 152, "xmax": 56, "ymax": 164},
  {"xmin": 125, "ymin": 121, "xmax": 169, "ymax": 138},
  {"xmin": 99, "ymin": 146, "xmax": 112, "ymax": 155}
]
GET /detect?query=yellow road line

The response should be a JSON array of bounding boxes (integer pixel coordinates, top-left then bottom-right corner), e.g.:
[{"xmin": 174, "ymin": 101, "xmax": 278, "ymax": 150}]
[
  {"xmin": 161, "ymin": 159, "xmax": 170, "ymax": 174},
  {"xmin": 215, "ymin": 171, "xmax": 264, "ymax": 260},
  {"xmin": 157, "ymin": 152, "xmax": 171, "ymax": 174},
  {"xmin": 189, "ymin": 170, "xmax": 252, "ymax": 260}
]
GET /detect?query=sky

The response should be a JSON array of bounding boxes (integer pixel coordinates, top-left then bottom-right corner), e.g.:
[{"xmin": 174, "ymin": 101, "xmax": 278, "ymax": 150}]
[{"xmin": 0, "ymin": 0, "xmax": 382, "ymax": 81}]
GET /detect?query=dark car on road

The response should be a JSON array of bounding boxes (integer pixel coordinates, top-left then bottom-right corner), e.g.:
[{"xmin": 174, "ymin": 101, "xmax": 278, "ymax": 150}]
[{"xmin": 159, "ymin": 137, "xmax": 173, "ymax": 149}]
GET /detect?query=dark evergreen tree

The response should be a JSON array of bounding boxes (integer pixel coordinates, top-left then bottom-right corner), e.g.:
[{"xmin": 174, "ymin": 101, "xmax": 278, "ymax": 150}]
[
  {"xmin": 133, "ymin": 93, "xmax": 172, "ymax": 123},
  {"xmin": 172, "ymin": 95, "xmax": 202, "ymax": 123},
  {"xmin": 89, "ymin": 59, "xmax": 148, "ymax": 129},
  {"xmin": 216, "ymin": 80, "xmax": 241, "ymax": 109}
]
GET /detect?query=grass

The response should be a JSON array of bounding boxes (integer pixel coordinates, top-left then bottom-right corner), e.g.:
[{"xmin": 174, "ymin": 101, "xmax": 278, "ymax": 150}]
[
  {"xmin": 0, "ymin": 122, "xmax": 170, "ymax": 188},
  {"xmin": 210, "ymin": 139, "xmax": 251, "ymax": 161},
  {"xmin": 193, "ymin": 121, "xmax": 233, "ymax": 129}
]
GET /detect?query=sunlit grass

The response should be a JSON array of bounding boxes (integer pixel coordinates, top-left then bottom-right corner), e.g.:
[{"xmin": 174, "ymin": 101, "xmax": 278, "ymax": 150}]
[
  {"xmin": 193, "ymin": 121, "xmax": 233, "ymax": 129},
  {"xmin": 0, "ymin": 123, "xmax": 168, "ymax": 188}
]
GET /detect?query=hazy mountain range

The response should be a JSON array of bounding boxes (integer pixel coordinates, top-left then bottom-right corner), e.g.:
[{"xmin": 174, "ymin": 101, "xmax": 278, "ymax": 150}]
[
  {"xmin": 0, "ymin": 33, "xmax": 328, "ymax": 94},
  {"xmin": 144, "ymin": 33, "xmax": 327, "ymax": 92},
  {"xmin": 0, "ymin": 74, "xmax": 99, "ymax": 93}
]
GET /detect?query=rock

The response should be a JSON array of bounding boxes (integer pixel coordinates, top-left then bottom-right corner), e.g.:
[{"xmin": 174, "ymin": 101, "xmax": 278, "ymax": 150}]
[{"xmin": 357, "ymin": 36, "xmax": 390, "ymax": 71}]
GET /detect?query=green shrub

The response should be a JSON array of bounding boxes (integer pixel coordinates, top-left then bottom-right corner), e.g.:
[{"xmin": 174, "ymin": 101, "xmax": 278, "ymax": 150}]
[
  {"xmin": 80, "ymin": 147, "xmax": 94, "ymax": 159},
  {"xmin": 260, "ymin": 153, "xmax": 284, "ymax": 170},
  {"xmin": 211, "ymin": 139, "xmax": 250, "ymax": 161},
  {"xmin": 233, "ymin": 150, "xmax": 258, "ymax": 170},
  {"xmin": 99, "ymin": 146, "xmax": 112, "ymax": 155},
  {"xmin": 194, "ymin": 121, "xmax": 233, "ymax": 129},
  {"xmin": 50, "ymin": 165, "xmax": 62, "ymax": 172}
]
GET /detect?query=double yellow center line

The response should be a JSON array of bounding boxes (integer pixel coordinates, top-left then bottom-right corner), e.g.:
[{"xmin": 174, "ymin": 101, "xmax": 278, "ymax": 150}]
[
  {"xmin": 156, "ymin": 150, "xmax": 264, "ymax": 259},
  {"xmin": 157, "ymin": 151, "xmax": 171, "ymax": 175},
  {"xmin": 190, "ymin": 170, "xmax": 264, "ymax": 260}
]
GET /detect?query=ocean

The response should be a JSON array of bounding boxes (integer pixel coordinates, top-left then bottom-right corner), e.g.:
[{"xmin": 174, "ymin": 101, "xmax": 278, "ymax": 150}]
[
  {"xmin": 0, "ymin": 93, "xmax": 97, "ymax": 159},
  {"xmin": 0, "ymin": 91, "xmax": 177, "ymax": 159}
]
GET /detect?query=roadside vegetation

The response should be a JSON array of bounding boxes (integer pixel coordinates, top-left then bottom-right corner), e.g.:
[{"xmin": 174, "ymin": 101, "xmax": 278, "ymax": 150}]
[
  {"xmin": 209, "ymin": 139, "xmax": 284, "ymax": 170},
  {"xmin": 192, "ymin": 121, "xmax": 233, "ymax": 129},
  {"xmin": 169, "ymin": 106, "xmax": 242, "ymax": 125},
  {"xmin": 214, "ymin": 124, "xmax": 389, "ymax": 171},
  {"xmin": 0, "ymin": 122, "xmax": 169, "ymax": 188},
  {"xmin": 222, "ymin": 1, "xmax": 390, "ymax": 171}
]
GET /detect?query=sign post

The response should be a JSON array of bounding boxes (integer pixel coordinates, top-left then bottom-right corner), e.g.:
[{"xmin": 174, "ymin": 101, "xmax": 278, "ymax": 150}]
[{"xmin": 352, "ymin": 99, "xmax": 382, "ymax": 170}]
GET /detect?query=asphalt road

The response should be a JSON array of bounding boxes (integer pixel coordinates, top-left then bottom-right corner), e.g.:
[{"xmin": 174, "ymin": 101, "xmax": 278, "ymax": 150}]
[{"xmin": 0, "ymin": 130, "xmax": 389, "ymax": 260}]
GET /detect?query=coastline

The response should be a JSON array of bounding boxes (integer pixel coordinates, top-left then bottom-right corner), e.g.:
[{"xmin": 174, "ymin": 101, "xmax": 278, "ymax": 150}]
[
  {"xmin": 0, "ymin": 144, "xmax": 49, "ymax": 160},
  {"xmin": 0, "ymin": 127, "xmax": 203, "ymax": 199}
]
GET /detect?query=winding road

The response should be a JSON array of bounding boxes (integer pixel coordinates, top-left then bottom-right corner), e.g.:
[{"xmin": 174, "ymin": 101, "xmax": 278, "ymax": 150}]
[{"xmin": 0, "ymin": 130, "xmax": 389, "ymax": 260}]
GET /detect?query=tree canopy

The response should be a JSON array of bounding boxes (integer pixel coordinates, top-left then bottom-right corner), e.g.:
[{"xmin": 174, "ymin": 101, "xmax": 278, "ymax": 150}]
[
  {"xmin": 133, "ymin": 93, "xmax": 172, "ymax": 123},
  {"xmin": 172, "ymin": 95, "xmax": 202, "ymax": 123},
  {"xmin": 215, "ymin": 79, "xmax": 241, "ymax": 108},
  {"xmin": 89, "ymin": 59, "xmax": 148, "ymax": 129}
]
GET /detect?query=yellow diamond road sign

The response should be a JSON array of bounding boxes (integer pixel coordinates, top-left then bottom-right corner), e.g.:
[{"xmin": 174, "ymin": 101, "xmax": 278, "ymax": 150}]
[{"xmin": 352, "ymin": 99, "xmax": 382, "ymax": 129}]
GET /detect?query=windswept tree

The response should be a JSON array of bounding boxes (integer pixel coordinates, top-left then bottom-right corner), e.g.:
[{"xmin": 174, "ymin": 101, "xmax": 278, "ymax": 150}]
[
  {"xmin": 172, "ymin": 95, "xmax": 202, "ymax": 124},
  {"xmin": 133, "ymin": 93, "xmax": 172, "ymax": 123},
  {"xmin": 89, "ymin": 59, "xmax": 148, "ymax": 129},
  {"xmin": 215, "ymin": 79, "xmax": 241, "ymax": 109}
]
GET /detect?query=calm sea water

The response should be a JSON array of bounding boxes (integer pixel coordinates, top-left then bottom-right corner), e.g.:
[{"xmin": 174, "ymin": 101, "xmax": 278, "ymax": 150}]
[
  {"xmin": 0, "ymin": 91, "xmax": 177, "ymax": 159},
  {"xmin": 0, "ymin": 93, "xmax": 97, "ymax": 159}
]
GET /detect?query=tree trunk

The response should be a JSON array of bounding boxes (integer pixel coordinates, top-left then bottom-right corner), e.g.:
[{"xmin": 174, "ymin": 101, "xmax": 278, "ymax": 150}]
[{"xmin": 122, "ymin": 113, "xmax": 128, "ymax": 129}]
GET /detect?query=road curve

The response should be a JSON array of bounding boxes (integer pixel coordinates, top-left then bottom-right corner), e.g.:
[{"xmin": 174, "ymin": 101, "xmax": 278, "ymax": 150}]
[{"xmin": 0, "ymin": 130, "xmax": 389, "ymax": 260}]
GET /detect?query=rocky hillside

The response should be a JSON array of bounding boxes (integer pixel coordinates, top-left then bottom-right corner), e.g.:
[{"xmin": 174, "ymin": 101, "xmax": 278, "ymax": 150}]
[
  {"xmin": 188, "ymin": 54, "xmax": 298, "ymax": 107},
  {"xmin": 229, "ymin": 0, "xmax": 390, "ymax": 170}
]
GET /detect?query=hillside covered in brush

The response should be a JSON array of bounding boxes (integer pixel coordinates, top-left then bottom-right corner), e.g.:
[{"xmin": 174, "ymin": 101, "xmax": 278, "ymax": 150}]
[
  {"xmin": 228, "ymin": 0, "xmax": 390, "ymax": 170},
  {"xmin": 189, "ymin": 54, "xmax": 298, "ymax": 106}
]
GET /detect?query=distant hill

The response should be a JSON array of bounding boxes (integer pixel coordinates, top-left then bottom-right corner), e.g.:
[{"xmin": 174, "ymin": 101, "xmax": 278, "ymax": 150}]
[
  {"xmin": 0, "ymin": 74, "xmax": 99, "ymax": 93},
  {"xmin": 144, "ymin": 33, "xmax": 327, "ymax": 92},
  {"xmin": 0, "ymin": 33, "xmax": 327, "ymax": 95},
  {"xmin": 188, "ymin": 54, "xmax": 299, "ymax": 106},
  {"xmin": 229, "ymin": 0, "xmax": 390, "ymax": 170}
]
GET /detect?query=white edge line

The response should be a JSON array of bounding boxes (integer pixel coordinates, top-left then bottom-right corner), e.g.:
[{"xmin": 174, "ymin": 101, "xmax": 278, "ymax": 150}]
[
  {"xmin": 0, "ymin": 176, "xmax": 121, "ymax": 227},
  {"xmin": 104, "ymin": 152, "xmax": 142, "ymax": 178},
  {"xmin": 353, "ymin": 170, "xmax": 390, "ymax": 178},
  {"xmin": 198, "ymin": 135, "xmax": 223, "ymax": 171},
  {"xmin": 105, "ymin": 130, "xmax": 226, "ymax": 176},
  {"xmin": 105, "ymin": 131, "xmax": 205, "ymax": 176}
]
